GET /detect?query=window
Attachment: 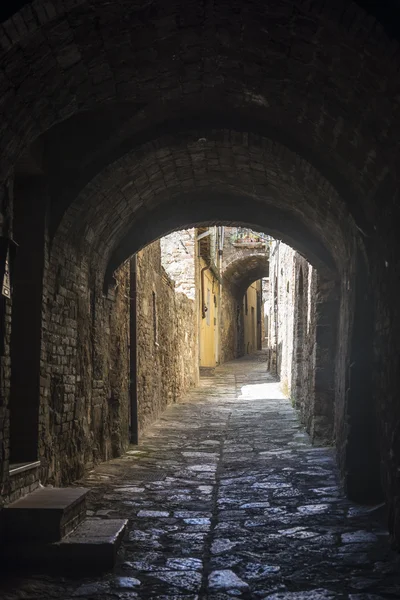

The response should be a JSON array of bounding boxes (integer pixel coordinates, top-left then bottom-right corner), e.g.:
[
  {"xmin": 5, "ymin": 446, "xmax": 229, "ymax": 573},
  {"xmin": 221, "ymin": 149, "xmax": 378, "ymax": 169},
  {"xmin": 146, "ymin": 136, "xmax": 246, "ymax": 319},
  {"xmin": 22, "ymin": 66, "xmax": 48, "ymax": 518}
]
[{"xmin": 244, "ymin": 292, "xmax": 248, "ymax": 315}]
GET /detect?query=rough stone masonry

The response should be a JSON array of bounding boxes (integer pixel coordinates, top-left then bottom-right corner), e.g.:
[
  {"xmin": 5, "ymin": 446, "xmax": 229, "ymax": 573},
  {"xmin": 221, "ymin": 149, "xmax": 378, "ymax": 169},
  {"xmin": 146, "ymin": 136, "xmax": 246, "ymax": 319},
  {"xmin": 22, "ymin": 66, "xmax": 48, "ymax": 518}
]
[{"xmin": 0, "ymin": 0, "xmax": 399, "ymax": 547}]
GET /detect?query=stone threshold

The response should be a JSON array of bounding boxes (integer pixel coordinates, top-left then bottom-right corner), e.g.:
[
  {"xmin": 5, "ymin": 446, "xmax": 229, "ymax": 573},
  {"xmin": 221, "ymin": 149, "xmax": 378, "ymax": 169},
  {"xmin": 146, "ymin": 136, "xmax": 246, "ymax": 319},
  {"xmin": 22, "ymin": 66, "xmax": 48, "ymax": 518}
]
[{"xmin": 9, "ymin": 461, "xmax": 41, "ymax": 476}]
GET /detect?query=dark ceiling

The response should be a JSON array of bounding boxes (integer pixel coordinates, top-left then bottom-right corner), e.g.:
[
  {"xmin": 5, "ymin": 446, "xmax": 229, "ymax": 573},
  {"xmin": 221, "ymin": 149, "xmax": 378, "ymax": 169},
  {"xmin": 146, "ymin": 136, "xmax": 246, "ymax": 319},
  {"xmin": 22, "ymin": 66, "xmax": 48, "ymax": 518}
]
[{"xmin": 1, "ymin": 1, "xmax": 400, "ymax": 40}]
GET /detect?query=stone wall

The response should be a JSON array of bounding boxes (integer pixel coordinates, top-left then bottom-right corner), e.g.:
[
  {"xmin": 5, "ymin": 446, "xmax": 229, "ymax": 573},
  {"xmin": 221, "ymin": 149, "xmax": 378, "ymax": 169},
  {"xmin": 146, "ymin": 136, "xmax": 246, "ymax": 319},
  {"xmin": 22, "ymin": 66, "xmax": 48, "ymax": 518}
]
[
  {"xmin": 220, "ymin": 227, "xmax": 269, "ymax": 360},
  {"xmin": 160, "ymin": 230, "xmax": 196, "ymax": 301},
  {"xmin": 267, "ymin": 242, "xmax": 295, "ymax": 392},
  {"xmin": 291, "ymin": 258, "xmax": 317, "ymax": 434},
  {"xmin": 220, "ymin": 286, "xmax": 237, "ymax": 364},
  {"xmin": 108, "ymin": 264, "xmax": 131, "ymax": 457},
  {"xmin": 243, "ymin": 281, "xmax": 261, "ymax": 355},
  {"xmin": 267, "ymin": 242, "xmax": 347, "ymax": 451},
  {"xmin": 136, "ymin": 240, "xmax": 198, "ymax": 434},
  {"xmin": 39, "ymin": 234, "xmax": 199, "ymax": 485},
  {"xmin": 372, "ymin": 227, "xmax": 400, "ymax": 532},
  {"xmin": 37, "ymin": 245, "xmax": 131, "ymax": 486},
  {"xmin": 0, "ymin": 0, "xmax": 396, "ymax": 539},
  {"xmin": 4, "ymin": 465, "xmax": 40, "ymax": 506},
  {"xmin": 0, "ymin": 224, "xmax": 199, "ymax": 506},
  {"xmin": 0, "ymin": 295, "xmax": 11, "ymax": 497},
  {"xmin": 0, "ymin": 181, "xmax": 13, "ymax": 503},
  {"xmin": 267, "ymin": 242, "xmax": 320, "ymax": 439}
]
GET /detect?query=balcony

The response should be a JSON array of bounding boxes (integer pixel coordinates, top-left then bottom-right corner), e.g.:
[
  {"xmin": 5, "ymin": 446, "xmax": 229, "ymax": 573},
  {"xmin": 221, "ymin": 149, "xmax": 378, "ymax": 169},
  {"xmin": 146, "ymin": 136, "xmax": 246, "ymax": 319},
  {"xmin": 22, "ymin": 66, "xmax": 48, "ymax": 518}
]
[{"xmin": 230, "ymin": 228, "xmax": 272, "ymax": 251}]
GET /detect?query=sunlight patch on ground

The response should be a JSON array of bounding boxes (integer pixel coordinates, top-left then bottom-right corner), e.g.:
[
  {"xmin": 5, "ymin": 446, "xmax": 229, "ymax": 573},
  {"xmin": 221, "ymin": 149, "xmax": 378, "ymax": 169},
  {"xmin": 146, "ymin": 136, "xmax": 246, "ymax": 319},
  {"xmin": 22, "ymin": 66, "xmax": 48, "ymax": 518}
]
[{"xmin": 238, "ymin": 382, "xmax": 287, "ymax": 400}]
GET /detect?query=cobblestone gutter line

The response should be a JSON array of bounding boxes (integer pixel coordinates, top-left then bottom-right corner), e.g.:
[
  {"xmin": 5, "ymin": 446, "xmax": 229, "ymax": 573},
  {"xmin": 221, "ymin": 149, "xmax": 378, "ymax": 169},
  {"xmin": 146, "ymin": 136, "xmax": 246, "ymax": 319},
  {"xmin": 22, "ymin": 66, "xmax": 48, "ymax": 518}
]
[{"xmin": 200, "ymin": 410, "xmax": 232, "ymax": 597}]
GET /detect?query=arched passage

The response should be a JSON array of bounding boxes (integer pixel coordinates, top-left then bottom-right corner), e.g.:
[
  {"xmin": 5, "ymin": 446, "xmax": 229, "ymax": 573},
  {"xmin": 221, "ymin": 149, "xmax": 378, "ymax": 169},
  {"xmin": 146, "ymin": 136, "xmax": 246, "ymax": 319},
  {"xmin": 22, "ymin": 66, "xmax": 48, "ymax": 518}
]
[
  {"xmin": 28, "ymin": 120, "xmax": 375, "ymax": 504},
  {"xmin": 1, "ymin": 0, "xmax": 397, "ymax": 541},
  {"xmin": 221, "ymin": 253, "xmax": 270, "ymax": 359},
  {"xmin": 7, "ymin": 119, "xmax": 378, "ymax": 498},
  {"xmin": 6, "ymin": 123, "xmax": 380, "ymax": 513},
  {"xmin": 223, "ymin": 254, "xmax": 270, "ymax": 303}
]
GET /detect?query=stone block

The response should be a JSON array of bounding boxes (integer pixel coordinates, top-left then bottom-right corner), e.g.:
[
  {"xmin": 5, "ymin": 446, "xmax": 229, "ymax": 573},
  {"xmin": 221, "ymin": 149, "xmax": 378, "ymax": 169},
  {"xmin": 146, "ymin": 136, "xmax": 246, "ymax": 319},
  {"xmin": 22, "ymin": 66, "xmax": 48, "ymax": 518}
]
[{"xmin": 3, "ymin": 486, "xmax": 88, "ymax": 542}]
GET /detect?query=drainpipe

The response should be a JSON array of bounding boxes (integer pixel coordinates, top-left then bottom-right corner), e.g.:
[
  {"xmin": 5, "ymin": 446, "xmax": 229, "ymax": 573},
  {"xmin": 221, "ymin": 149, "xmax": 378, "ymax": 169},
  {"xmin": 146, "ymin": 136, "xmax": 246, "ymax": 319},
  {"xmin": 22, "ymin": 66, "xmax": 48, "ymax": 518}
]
[
  {"xmin": 219, "ymin": 226, "xmax": 225, "ymax": 253},
  {"xmin": 129, "ymin": 255, "xmax": 138, "ymax": 444},
  {"xmin": 275, "ymin": 241, "xmax": 280, "ymax": 375},
  {"xmin": 200, "ymin": 260, "xmax": 211, "ymax": 319},
  {"xmin": 197, "ymin": 229, "xmax": 212, "ymax": 319},
  {"xmin": 216, "ymin": 227, "xmax": 224, "ymax": 364}
]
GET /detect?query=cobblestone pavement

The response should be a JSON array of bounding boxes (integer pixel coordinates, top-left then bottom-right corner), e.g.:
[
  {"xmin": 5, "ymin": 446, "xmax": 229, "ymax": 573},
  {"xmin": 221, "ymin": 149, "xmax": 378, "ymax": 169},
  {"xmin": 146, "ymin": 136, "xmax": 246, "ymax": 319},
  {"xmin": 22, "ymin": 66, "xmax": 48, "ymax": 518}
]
[{"xmin": 2, "ymin": 353, "xmax": 400, "ymax": 599}]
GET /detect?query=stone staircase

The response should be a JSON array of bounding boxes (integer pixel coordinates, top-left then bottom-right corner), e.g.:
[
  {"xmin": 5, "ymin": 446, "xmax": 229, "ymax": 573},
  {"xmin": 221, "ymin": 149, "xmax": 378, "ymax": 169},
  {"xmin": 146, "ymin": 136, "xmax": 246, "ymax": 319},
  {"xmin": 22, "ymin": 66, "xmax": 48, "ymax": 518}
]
[{"xmin": 2, "ymin": 487, "xmax": 127, "ymax": 571}]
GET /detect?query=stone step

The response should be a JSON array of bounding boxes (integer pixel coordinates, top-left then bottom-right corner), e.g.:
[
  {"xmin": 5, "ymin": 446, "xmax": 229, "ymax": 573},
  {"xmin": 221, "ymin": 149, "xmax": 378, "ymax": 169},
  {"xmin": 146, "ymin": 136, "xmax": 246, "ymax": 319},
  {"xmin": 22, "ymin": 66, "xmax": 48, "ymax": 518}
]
[
  {"xmin": 56, "ymin": 518, "xmax": 128, "ymax": 570},
  {"xmin": 4, "ymin": 486, "xmax": 89, "ymax": 542},
  {"xmin": 2, "ymin": 518, "xmax": 128, "ymax": 572}
]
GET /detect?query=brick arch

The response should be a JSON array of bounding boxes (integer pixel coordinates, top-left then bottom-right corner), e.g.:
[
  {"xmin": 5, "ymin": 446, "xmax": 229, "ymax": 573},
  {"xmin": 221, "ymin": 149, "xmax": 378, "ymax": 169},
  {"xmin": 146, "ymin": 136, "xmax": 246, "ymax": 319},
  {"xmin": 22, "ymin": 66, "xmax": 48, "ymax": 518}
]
[
  {"xmin": 43, "ymin": 124, "xmax": 379, "ymax": 503},
  {"xmin": 2, "ymin": 0, "xmax": 399, "ymax": 52},
  {"xmin": 3, "ymin": 1, "xmax": 400, "ymax": 52},
  {"xmin": 47, "ymin": 129, "xmax": 362, "ymax": 490},
  {"xmin": 221, "ymin": 253, "xmax": 270, "ymax": 361},
  {"xmin": 101, "ymin": 194, "xmax": 338, "ymax": 290},
  {"xmin": 2, "ymin": 0, "xmax": 395, "ymax": 536},
  {"xmin": 43, "ymin": 105, "xmax": 376, "ymax": 242},
  {"xmin": 222, "ymin": 255, "xmax": 269, "ymax": 303},
  {"xmin": 49, "ymin": 130, "xmax": 356, "ymax": 287},
  {"xmin": 2, "ymin": 0, "xmax": 400, "ymax": 236}
]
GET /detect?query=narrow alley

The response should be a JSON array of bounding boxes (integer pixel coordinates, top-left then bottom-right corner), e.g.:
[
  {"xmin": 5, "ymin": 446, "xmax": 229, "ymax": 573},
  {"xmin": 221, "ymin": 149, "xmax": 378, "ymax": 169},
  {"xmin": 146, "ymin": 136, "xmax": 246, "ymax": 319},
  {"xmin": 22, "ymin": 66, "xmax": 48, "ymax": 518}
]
[{"xmin": 2, "ymin": 353, "xmax": 398, "ymax": 600}]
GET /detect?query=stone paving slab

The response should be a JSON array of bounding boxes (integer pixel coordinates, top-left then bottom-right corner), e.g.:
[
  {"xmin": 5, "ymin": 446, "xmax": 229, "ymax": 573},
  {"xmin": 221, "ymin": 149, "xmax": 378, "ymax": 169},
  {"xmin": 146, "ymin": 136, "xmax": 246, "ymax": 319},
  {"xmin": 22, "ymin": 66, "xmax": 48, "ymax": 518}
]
[{"xmin": 1, "ymin": 352, "xmax": 400, "ymax": 599}]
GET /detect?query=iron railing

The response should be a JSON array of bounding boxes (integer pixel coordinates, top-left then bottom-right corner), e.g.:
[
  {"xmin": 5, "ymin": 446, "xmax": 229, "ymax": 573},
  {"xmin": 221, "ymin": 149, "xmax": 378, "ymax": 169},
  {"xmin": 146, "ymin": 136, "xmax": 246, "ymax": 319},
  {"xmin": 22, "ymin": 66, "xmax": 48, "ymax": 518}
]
[{"xmin": 229, "ymin": 227, "xmax": 273, "ymax": 246}]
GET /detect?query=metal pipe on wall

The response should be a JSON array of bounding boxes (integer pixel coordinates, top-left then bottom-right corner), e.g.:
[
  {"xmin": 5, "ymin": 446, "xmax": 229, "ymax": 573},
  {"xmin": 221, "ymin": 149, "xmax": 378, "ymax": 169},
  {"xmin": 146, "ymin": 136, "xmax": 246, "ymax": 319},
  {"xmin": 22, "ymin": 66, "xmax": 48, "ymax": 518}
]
[
  {"xmin": 129, "ymin": 255, "xmax": 138, "ymax": 444},
  {"xmin": 200, "ymin": 260, "xmax": 211, "ymax": 319}
]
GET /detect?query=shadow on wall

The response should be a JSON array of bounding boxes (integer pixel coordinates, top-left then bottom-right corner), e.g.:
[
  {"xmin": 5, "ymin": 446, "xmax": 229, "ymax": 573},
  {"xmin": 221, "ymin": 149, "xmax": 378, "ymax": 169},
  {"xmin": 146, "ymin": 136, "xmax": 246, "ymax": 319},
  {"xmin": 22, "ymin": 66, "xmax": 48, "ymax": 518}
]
[{"xmin": 267, "ymin": 341, "xmax": 283, "ymax": 382}]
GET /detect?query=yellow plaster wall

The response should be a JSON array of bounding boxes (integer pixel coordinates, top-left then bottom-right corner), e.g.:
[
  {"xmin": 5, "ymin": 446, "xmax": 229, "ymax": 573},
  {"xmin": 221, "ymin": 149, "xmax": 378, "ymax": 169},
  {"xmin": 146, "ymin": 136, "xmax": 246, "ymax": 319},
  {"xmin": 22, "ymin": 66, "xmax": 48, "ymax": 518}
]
[
  {"xmin": 243, "ymin": 281, "xmax": 260, "ymax": 355},
  {"xmin": 199, "ymin": 258, "xmax": 220, "ymax": 368}
]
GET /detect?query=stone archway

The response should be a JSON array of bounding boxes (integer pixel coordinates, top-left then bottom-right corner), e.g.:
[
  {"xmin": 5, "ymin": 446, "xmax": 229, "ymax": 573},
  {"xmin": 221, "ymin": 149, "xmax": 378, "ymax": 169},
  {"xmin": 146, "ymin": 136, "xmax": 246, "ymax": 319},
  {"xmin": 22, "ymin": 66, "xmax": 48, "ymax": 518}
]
[
  {"xmin": 9, "ymin": 127, "xmax": 375, "ymax": 508},
  {"xmin": 221, "ymin": 253, "xmax": 270, "ymax": 360},
  {"xmin": 1, "ymin": 0, "xmax": 396, "ymax": 538}
]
